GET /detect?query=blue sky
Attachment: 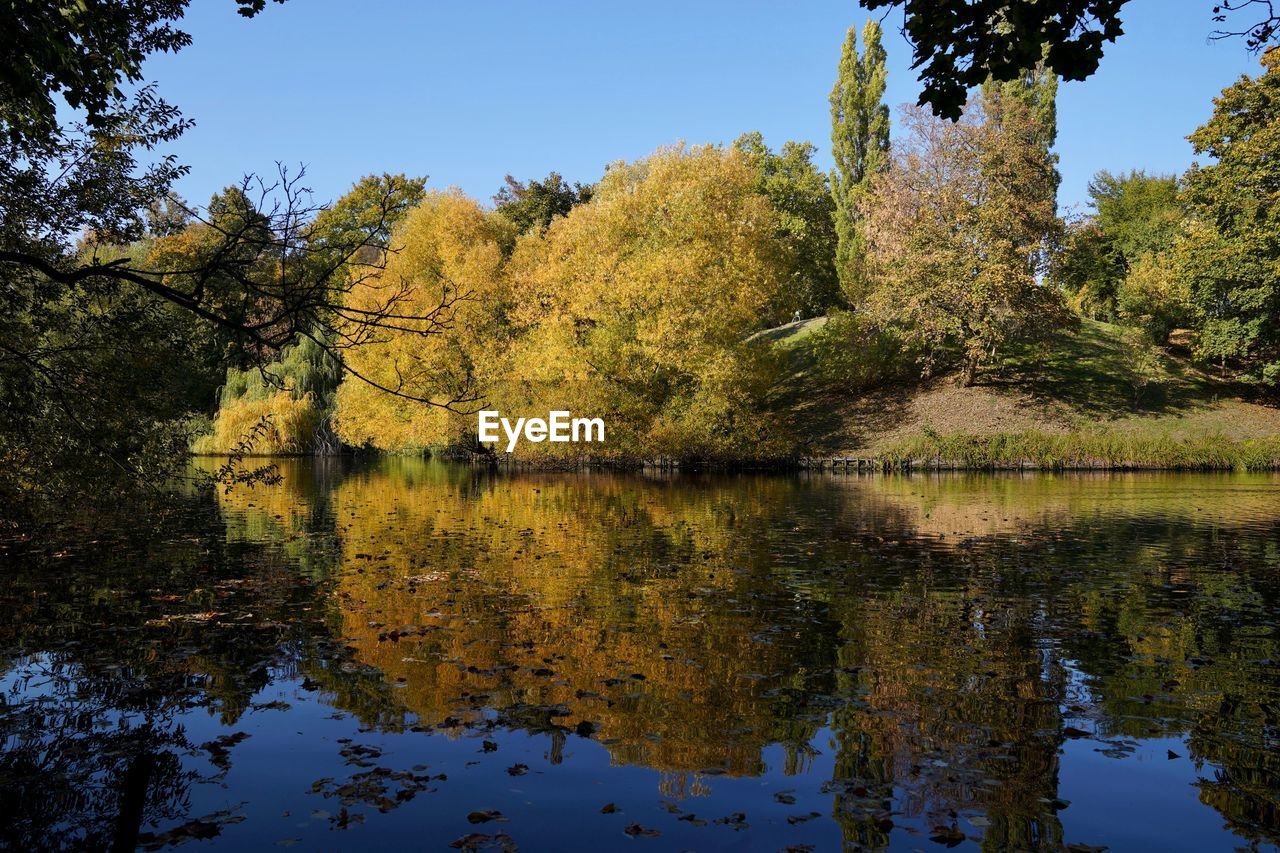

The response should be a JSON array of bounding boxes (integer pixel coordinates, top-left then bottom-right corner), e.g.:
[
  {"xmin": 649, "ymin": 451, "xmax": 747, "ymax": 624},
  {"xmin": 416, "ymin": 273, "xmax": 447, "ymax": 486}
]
[{"xmin": 146, "ymin": 0, "xmax": 1261, "ymax": 214}]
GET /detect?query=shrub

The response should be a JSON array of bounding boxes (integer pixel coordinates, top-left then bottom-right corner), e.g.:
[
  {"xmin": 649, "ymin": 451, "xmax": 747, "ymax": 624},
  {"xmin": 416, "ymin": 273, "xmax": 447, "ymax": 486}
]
[{"xmin": 192, "ymin": 392, "xmax": 323, "ymax": 455}]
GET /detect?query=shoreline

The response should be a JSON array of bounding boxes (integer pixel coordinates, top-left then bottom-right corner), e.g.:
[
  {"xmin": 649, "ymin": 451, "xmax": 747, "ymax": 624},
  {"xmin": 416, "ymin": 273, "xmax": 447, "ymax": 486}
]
[{"xmin": 192, "ymin": 428, "xmax": 1280, "ymax": 473}]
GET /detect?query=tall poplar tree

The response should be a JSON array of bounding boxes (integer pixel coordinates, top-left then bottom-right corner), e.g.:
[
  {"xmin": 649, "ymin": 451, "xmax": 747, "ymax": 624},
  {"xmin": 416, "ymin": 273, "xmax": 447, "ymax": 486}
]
[
  {"xmin": 830, "ymin": 20, "xmax": 890, "ymax": 301},
  {"xmin": 982, "ymin": 54, "xmax": 1061, "ymax": 194}
]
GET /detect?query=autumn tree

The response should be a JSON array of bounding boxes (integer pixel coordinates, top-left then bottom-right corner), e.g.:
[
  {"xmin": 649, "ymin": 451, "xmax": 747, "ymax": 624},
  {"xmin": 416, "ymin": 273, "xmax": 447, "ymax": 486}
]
[
  {"xmin": 1178, "ymin": 47, "xmax": 1280, "ymax": 388},
  {"xmin": 504, "ymin": 145, "xmax": 796, "ymax": 461},
  {"xmin": 333, "ymin": 191, "xmax": 512, "ymax": 451},
  {"xmin": 194, "ymin": 174, "xmax": 427, "ymax": 454},
  {"xmin": 982, "ymin": 53, "xmax": 1060, "ymax": 191},
  {"xmin": 861, "ymin": 95, "xmax": 1065, "ymax": 386},
  {"xmin": 830, "ymin": 20, "xmax": 890, "ymax": 300}
]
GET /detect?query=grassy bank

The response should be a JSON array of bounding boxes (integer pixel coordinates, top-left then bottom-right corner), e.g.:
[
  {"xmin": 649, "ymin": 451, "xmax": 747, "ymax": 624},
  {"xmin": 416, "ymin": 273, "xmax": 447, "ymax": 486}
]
[
  {"xmin": 873, "ymin": 429, "xmax": 1280, "ymax": 471},
  {"xmin": 774, "ymin": 317, "xmax": 1280, "ymax": 470}
]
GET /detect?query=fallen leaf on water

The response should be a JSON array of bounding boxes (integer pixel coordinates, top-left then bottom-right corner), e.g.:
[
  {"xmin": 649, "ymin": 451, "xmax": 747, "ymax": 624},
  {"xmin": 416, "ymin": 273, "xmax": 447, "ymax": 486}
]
[{"xmin": 623, "ymin": 823, "xmax": 660, "ymax": 838}]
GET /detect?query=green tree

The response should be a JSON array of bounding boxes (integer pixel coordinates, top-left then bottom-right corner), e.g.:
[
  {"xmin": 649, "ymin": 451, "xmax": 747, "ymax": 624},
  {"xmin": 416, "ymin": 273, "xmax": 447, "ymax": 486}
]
[
  {"xmin": 830, "ymin": 20, "xmax": 890, "ymax": 301},
  {"xmin": 493, "ymin": 172, "xmax": 593, "ymax": 238},
  {"xmin": 1091, "ymin": 170, "xmax": 1181, "ymax": 261},
  {"xmin": 857, "ymin": 1, "xmax": 1278, "ymax": 119},
  {"xmin": 1053, "ymin": 170, "xmax": 1182, "ymax": 321},
  {"xmin": 733, "ymin": 132, "xmax": 840, "ymax": 314},
  {"xmin": 1, "ymin": 0, "xmax": 281, "ymax": 144},
  {"xmin": 1, "ymin": 1, "xmax": 457, "ymax": 503},
  {"xmin": 1179, "ymin": 47, "xmax": 1280, "ymax": 388}
]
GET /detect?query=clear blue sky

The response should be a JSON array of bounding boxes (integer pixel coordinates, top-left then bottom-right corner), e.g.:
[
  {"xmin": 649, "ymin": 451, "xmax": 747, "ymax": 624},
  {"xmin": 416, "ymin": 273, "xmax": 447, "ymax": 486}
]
[{"xmin": 145, "ymin": 0, "xmax": 1261, "ymax": 214}]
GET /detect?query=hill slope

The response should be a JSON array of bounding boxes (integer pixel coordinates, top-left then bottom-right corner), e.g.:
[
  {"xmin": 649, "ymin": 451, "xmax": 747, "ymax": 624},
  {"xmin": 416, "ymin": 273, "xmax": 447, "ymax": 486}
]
[{"xmin": 770, "ymin": 317, "xmax": 1280, "ymax": 466}]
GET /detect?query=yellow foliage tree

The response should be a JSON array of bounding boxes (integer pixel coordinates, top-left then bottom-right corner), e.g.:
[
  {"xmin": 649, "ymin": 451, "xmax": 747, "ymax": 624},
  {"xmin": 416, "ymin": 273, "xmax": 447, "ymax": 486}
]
[
  {"xmin": 504, "ymin": 144, "xmax": 796, "ymax": 460},
  {"xmin": 332, "ymin": 191, "xmax": 512, "ymax": 451},
  {"xmin": 192, "ymin": 391, "xmax": 322, "ymax": 455}
]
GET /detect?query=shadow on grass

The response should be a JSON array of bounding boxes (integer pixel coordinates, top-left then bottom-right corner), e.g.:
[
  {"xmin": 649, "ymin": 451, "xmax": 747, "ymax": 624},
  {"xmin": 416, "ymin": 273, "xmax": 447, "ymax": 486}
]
[
  {"xmin": 988, "ymin": 321, "xmax": 1223, "ymax": 420},
  {"xmin": 763, "ymin": 335, "xmax": 913, "ymax": 455}
]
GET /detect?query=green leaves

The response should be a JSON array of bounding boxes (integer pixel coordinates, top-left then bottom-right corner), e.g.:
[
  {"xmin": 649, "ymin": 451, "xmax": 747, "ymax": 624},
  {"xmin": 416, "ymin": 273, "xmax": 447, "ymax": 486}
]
[
  {"xmin": 1180, "ymin": 49, "xmax": 1280, "ymax": 386},
  {"xmin": 830, "ymin": 20, "xmax": 890, "ymax": 300}
]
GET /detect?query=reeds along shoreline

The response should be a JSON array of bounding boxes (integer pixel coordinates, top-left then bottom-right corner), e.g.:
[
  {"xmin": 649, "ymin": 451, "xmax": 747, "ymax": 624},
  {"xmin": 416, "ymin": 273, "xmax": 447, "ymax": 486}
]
[
  {"xmin": 444, "ymin": 430, "xmax": 1280, "ymax": 472},
  {"xmin": 191, "ymin": 430, "xmax": 1280, "ymax": 472}
]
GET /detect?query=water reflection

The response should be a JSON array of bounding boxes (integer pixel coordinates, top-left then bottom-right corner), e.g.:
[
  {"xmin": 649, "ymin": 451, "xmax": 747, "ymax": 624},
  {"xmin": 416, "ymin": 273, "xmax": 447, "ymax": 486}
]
[{"xmin": 2, "ymin": 460, "xmax": 1278, "ymax": 850}]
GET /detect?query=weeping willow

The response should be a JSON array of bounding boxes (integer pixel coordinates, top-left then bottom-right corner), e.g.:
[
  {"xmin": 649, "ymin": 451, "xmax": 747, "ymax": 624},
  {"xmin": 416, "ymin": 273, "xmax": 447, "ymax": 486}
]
[{"xmin": 195, "ymin": 332, "xmax": 344, "ymax": 454}]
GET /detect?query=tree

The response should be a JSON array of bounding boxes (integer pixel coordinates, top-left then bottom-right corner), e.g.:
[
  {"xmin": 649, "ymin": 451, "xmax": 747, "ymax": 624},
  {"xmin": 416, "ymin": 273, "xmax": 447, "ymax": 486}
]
[
  {"xmin": 504, "ymin": 145, "xmax": 796, "ymax": 461},
  {"xmin": 1179, "ymin": 47, "xmax": 1280, "ymax": 388},
  {"xmin": 1053, "ymin": 170, "xmax": 1182, "ymax": 321},
  {"xmin": 1115, "ymin": 249, "xmax": 1191, "ymax": 342},
  {"xmin": 194, "ymin": 174, "xmax": 427, "ymax": 455},
  {"xmin": 982, "ymin": 53, "xmax": 1060, "ymax": 192},
  {"xmin": 830, "ymin": 20, "xmax": 890, "ymax": 300},
  {"xmin": 733, "ymin": 132, "xmax": 841, "ymax": 314},
  {"xmin": 0, "ymin": 0, "xmax": 461, "ymax": 501},
  {"xmin": 333, "ymin": 192, "xmax": 512, "ymax": 451},
  {"xmin": 1090, "ymin": 170, "xmax": 1182, "ymax": 260},
  {"xmin": 861, "ymin": 95, "xmax": 1065, "ymax": 386},
  {"xmin": 858, "ymin": 0, "xmax": 1279, "ymax": 119},
  {"xmin": 493, "ymin": 172, "xmax": 593, "ymax": 237},
  {"xmin": 1, "ymin": 1, "xmax": 282, "ymax": 145}
]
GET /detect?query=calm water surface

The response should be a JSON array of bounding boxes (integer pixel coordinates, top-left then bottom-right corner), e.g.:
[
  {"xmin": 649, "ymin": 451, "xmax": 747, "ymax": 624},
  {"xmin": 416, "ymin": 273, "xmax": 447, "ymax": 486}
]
[{"xmin": 2, "ymin": 460, "xmax": 1279, "ymax": 851}]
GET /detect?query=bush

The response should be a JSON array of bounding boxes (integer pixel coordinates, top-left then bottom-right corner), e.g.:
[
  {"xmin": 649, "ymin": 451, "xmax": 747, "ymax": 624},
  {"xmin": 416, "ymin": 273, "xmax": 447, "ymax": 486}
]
[
  {"xmin": 1116, "ymin": 251, "xmax": 1190, "ymax": 343},
  {"xmin": 192, "ymin": 392, "xmax": 323, "ymax": 455},
  {"xmin": 809, "ymin": 312, "xmax": 918, "ymax": 390}
]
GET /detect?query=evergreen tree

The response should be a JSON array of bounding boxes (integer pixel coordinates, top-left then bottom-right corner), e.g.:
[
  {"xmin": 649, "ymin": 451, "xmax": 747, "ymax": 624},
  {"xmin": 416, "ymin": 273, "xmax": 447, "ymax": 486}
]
[{"xmin": 829, "ymin": 20, "xmax": 890, "ymax": 301}]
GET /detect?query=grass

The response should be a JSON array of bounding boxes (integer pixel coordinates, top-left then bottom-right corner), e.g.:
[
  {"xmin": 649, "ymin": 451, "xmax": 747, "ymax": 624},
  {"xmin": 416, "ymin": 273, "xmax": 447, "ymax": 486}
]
[
  {"xmin": 876, "ymin": 428, "xmax": 1280, "ymax": 471},
  {"xmin": 767, "ymin": 316, "xmax": 1280, "ymax": 469}
]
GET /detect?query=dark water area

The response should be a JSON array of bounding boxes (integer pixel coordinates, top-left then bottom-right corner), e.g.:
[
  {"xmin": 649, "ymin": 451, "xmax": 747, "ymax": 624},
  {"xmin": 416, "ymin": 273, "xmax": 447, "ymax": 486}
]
[{"xmin": 2, "ymin": 460, "xmax": 1279, "ymax": 851}]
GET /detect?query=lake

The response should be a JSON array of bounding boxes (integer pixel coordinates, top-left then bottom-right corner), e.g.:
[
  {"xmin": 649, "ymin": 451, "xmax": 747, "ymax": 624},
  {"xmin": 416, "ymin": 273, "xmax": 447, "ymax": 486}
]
[{"xmin": 2, "ymin": 460, "xmax": 1278, "ymax": 851}]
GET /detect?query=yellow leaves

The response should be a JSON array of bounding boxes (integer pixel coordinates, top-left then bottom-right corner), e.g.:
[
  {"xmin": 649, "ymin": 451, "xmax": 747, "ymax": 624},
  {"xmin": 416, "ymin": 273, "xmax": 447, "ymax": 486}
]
[
  {"xmin": 330, "ymin": 145, "xmax": 800, "ymax": 461},
  {"xmin": 193, "ymin": 391, "xmax": 322, "ymax": 455},
  {"xmin": 499, "ymin": 145, "xmax": 794, "ymax": 458},
  {"xmin": 334, "ymin": 192, "xmax": 510, "ymax": 451}
]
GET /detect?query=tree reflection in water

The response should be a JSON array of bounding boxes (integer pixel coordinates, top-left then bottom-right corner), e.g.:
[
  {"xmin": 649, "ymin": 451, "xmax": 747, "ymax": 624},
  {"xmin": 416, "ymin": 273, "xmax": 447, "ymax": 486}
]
[{"xmin": 1, "ymin": 460, "xmax": 1277, "ymax": 850}]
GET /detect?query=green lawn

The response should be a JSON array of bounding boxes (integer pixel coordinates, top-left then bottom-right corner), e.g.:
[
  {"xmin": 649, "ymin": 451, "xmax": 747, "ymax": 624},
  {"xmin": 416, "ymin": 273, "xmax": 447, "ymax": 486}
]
[{"xmin": 765, "ymin": 316, "xmax": 1280, "ymax": 468}]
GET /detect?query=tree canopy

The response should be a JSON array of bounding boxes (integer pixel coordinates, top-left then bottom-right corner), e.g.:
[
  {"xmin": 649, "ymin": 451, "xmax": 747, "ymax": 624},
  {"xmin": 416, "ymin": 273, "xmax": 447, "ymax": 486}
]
[
  {"xmin": 861, "ymin": 94, "xmax": 1065, "ymax": 385},
  {"xmin": 1179, "ymin": 47, "xmax": 1280, "ymax": 387},
  {"xmin": 830, "ymin": 21, "xmax": 890, "ymax": 300},
  {"xmin": 860, "ymin": 0, "xmax": 1279, "ymax": 119}
]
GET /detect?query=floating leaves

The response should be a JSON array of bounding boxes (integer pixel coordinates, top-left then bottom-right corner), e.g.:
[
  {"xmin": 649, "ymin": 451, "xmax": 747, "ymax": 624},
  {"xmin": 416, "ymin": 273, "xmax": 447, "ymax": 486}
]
[
  {"xmin": 623, "ymin": 823, "xmax": 660, "ymax": 838},
  {"xmin": 202, "ymin": 732, "xmax": 250, "ymax": 770}
]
